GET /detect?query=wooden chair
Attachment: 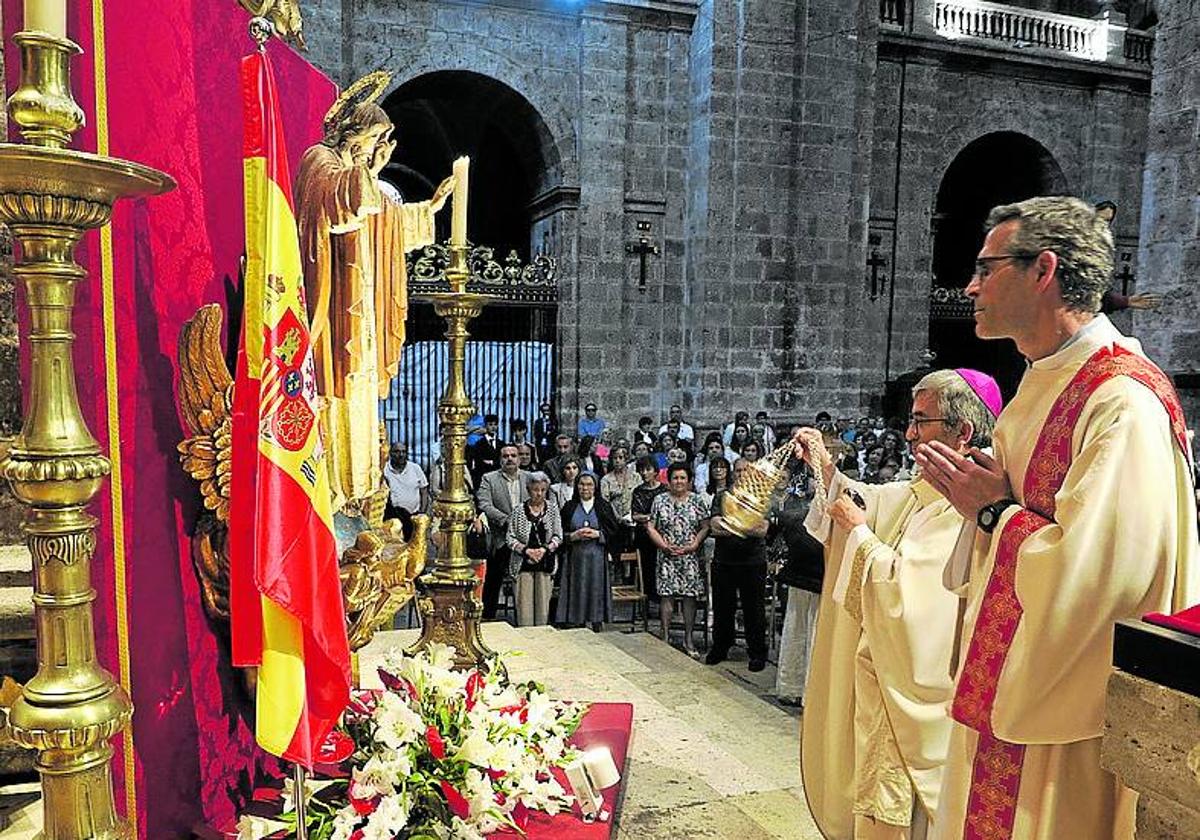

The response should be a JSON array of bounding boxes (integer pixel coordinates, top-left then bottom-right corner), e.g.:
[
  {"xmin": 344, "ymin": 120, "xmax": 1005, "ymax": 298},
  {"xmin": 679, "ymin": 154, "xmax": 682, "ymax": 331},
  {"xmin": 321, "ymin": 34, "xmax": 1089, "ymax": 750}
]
[{"xmin": 612, "ymin": 550, "xmax": 649, "ymax": 633}]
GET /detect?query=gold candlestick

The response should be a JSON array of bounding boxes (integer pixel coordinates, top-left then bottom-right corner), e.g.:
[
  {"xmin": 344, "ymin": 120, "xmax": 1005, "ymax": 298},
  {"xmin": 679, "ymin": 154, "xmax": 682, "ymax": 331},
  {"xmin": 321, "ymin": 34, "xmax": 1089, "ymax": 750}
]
[
  {"xmin": 406, "ymin": 244, "xmax": 499, "ymax": 670},
  {"xmin": 0, "ymin": 30, "xmax": 174, "ymax": 840}
]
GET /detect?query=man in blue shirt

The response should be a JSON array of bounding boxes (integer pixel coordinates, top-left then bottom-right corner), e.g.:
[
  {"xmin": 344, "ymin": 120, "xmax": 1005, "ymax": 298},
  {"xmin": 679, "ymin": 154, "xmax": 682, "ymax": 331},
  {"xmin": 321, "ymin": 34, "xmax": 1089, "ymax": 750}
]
[{"xmin": 577, "ymin": 402, "xmax": 606, "ymax": 438}]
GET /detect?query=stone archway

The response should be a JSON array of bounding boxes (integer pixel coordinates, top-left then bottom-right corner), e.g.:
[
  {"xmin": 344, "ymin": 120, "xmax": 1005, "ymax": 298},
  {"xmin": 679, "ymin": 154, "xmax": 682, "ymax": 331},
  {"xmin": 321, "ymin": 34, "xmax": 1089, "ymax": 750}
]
[
  {"xmin": 382, "ymin": 70, "xmax": 564, "ymax": 260},
  {"xmin": 379, "ymin": 71, "xmax": 567, "ymax": 465},
  {"xmin": 929, "ymin": 131, "xmax": 1069, "ymax": 399}
]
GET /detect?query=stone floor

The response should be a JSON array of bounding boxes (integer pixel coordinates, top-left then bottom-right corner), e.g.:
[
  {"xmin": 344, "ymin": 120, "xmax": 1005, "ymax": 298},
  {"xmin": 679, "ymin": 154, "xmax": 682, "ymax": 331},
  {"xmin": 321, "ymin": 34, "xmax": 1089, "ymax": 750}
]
[
  {"xmin": 360, "ymin": 623, "xmax": 822, "ymax": 840},
  {"xmin": 1, "ymin": 623, "xmax": 821, "ymax": 839}
]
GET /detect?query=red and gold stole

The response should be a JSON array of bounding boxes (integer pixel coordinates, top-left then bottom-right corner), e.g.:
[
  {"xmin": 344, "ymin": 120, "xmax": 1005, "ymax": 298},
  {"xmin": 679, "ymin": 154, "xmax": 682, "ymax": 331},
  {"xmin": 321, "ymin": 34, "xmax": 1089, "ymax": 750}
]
[{"xmin": 951, "ymin": 344, "xmax": 1189, "ymax": 840}]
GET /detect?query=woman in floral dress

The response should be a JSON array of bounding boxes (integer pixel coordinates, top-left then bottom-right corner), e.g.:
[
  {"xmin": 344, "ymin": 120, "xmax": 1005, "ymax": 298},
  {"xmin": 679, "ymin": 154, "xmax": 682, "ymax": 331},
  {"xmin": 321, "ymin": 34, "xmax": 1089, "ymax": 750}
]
[{"xmin": 646, "ymin": 463, "xmax": 710, "ymax": 657}]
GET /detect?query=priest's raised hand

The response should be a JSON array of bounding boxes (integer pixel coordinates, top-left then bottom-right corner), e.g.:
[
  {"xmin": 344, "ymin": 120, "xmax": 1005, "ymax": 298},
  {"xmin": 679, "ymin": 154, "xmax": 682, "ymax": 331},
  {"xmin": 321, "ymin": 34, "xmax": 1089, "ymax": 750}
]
[{"xmin": 913, "ymin": 440, "xmax": 1011, "ymax": 519}]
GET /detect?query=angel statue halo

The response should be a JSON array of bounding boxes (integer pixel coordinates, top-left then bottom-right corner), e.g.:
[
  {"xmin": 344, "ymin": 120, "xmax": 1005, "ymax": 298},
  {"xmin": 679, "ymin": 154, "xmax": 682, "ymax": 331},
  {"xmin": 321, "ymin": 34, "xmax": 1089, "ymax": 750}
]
[{"xmin": 323, "ymin": 70, "xmax": 392, "ymax": 133}]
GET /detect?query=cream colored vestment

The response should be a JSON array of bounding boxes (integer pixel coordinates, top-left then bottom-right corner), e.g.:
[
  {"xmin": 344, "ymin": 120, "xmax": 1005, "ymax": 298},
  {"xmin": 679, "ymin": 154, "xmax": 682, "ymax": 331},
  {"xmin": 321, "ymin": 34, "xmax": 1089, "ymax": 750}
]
[
  {"xmin": 804, "ymin": 472, "xmax": 964, "ymax": 839},
  {"xmin": 934, "ymin": 316, "xmax": 1200, "ymax": 840}
]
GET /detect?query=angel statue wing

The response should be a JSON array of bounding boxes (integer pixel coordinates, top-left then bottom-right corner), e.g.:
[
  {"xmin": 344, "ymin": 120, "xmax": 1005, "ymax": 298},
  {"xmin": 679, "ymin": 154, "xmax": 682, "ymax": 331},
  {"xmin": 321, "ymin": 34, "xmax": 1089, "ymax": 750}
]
[
  {"xmin": 177, "ymin": 304, "xmax": 234, "ymax": 523},
  {"xmin": 176, "ymin": 304, "xmax": 235, "ymax": 622}
]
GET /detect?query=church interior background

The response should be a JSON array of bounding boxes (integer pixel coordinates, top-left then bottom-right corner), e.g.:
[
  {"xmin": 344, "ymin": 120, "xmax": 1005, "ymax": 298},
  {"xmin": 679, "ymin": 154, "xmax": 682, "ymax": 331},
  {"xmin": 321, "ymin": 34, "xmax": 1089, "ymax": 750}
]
[{"xmin": 0, "ymin": 0, "xmax": 1198, "ymax": 838}]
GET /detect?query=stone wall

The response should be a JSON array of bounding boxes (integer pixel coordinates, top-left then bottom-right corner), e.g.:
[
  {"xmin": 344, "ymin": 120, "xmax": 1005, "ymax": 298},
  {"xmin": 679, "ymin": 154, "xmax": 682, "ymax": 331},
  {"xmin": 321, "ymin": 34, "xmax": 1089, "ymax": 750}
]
[
  {"xmin": 1135, "ymin": 0, "xmax": 1200, "ymax": 425},
  {"xmin": 301, "ymin": 0, "xmax": 1165, "ymax": 430},
  {"xmin": 872, "ymin": 38, "xmax": 1152, "ymax": 389}
]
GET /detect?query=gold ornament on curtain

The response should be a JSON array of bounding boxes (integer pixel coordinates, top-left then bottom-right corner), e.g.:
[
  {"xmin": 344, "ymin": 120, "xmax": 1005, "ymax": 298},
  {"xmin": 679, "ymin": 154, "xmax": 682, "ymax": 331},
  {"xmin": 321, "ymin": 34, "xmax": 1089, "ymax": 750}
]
[{"xmin": 236, "ymin": 0, "xmax": 306, "ymax": 49}]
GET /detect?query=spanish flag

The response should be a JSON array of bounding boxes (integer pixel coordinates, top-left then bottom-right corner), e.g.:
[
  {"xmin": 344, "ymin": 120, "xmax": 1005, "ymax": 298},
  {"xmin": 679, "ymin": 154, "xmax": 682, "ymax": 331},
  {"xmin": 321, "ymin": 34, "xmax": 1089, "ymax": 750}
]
[{"xmin": 229, "ymin": 50, "xmax": 351, "ymax": 768}]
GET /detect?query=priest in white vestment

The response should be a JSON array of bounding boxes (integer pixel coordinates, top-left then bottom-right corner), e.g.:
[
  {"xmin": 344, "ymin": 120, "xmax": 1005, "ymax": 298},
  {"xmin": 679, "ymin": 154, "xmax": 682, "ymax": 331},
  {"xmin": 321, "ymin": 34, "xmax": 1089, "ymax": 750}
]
[
  {"xmin": 797, "ymin": 368, "xmax": 1003, "ymax": 840},
  {"xmin": 917, "ymin": 196, "xmax": 1200, "ymax": 840}
]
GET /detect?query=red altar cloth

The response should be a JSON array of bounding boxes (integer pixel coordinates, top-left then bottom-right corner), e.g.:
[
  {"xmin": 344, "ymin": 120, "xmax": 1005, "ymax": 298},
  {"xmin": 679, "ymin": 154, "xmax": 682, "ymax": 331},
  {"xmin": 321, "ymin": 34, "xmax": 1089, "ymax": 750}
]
[
  {"xmin": 1145, "ymin": 605, "xmax": 1200, "ymax": 637},
  {"xmin": 199, "ymin": 701, "xmax": 634, "ymax": 839},
  {"xmin": 495, "ymin": 701, "xmax": 632, "ymax": 840},
  {"xmin": 3, "ymin": 3, "xmax": 335, "ymax": 836}
]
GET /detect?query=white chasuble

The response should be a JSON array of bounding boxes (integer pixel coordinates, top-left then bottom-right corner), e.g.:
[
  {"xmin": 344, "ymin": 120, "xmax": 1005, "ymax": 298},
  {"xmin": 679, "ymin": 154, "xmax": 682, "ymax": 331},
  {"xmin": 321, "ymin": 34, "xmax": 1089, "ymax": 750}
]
[
  {"xmin": 934, "ymin": 315, "xmax": 1200, "ymax": 840},
  {"xmin": 803, "ymin": 472, "xmax": 965, "ymax": 839}
]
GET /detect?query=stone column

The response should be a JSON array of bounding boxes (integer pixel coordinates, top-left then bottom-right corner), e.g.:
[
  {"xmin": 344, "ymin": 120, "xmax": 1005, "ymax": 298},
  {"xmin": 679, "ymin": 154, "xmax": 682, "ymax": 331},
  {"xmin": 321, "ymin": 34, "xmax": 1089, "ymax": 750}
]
[{"xmin": 1135, "ymin": 0, "xmax": 1200, "ymax": 424}]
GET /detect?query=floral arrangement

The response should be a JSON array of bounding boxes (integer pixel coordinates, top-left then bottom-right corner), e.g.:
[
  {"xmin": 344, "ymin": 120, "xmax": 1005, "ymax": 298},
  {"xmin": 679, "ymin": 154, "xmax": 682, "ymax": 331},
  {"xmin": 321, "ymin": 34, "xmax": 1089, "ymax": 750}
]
[{"xmin": 238, "ymin": 643, "xmax": 588, "ymax": 840}]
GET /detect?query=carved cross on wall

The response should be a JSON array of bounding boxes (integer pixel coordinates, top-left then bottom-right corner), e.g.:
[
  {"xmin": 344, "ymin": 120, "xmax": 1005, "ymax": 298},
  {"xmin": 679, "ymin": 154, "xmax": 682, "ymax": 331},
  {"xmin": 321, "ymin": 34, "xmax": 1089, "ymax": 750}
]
[
  {"xmin": 1117, "ymin": 258, "xmax": 1135, "ymax": 296},
  {"xmin": 866, "ymin": 248, "xmax": 888, "ymax": 301},
  {"xmin": 627, "ymin": 235, "xmax": 660, "ymax": 291}
]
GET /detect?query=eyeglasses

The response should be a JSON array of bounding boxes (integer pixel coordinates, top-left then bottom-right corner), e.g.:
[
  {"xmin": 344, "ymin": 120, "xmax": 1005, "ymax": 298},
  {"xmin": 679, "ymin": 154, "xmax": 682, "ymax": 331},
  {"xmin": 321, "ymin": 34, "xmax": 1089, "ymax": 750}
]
[
  {"xmin": 972, "ymin": 252, "xmax": 1040, "ymax": 280},
  {"xmin": 907, "ymin": 415, "xmax": 950, "ymax": 428}
]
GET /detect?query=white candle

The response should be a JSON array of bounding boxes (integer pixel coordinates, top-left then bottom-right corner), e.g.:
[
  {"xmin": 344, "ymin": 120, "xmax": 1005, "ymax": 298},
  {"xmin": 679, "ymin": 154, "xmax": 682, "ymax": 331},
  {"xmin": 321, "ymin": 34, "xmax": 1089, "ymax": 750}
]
[
  {"xmin": 450, "ymin": 156, "xmax": 469, "ymax": 247},
  {"xmin": 583, "ymin": 746, "xmax": 620, "ymax": 790},
  {"xmin": 24, "ymin": 0, "xmax": 66, "ymax": 38}
]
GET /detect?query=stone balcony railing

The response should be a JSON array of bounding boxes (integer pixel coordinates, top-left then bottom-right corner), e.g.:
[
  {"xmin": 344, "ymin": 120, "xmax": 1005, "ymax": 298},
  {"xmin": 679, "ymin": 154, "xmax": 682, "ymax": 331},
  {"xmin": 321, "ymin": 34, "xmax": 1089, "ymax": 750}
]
[{"xmin": 879, "ymin": 0, "xmax": 1154, "ymax": 67}]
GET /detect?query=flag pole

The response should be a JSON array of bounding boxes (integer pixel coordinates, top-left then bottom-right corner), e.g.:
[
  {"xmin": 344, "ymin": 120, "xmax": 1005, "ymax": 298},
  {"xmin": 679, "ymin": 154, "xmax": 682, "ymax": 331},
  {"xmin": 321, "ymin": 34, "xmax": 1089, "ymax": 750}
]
[{"xmin": 293, "ymin": 762, "xmax": 308, "ymax": 840}]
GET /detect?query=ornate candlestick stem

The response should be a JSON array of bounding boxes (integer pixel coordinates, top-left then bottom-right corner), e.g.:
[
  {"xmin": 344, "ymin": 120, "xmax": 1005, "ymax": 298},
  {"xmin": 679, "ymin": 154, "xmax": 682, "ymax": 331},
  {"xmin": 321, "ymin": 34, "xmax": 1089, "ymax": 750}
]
[
  {"xmin": 0, "ymin": 29, "xmax": 174, "ymax": 840},
  {"xmin": 407, "ymin": 244, "xmax": 499, "ymax": 669}
]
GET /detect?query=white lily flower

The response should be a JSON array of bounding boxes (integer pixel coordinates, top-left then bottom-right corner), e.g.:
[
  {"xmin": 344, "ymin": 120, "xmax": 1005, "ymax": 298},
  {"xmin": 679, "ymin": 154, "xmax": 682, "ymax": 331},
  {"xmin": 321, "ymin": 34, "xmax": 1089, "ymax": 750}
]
[
  {"xmin": 235, "ymin": 814, "xmax": 289, "ymax": 840},
  {"xmin": 426, "ymin": 641, "xmax": 457, "ymax": 670},
  {"xmin": 328, "ymin": 807, "xmax": 362, "ymax": 840},
  {"xmin": 449, "ymin": 815, "xmax": 486, "ymax": 840},
  {"xmin": 362, "ymin": 792, "xmax": 411, "ymax": 840},
  {"xmin": 280, "ymin": 776, "xmax": 337, "ymax": 813}
]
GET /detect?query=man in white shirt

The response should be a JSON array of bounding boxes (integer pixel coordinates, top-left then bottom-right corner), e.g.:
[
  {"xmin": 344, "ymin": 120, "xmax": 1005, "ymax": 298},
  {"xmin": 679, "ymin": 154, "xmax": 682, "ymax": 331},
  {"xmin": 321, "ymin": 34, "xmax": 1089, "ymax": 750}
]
[
  {"xmin": 382, "ymin": 442, "xmax": 429, "ymax": 521},
  {"xmin": 659, "ymin": 404, "xmax": 695, "ymax": 442},
  {"xmin": 755, "ymin": 410, "xmax": 777, "ymax": 452}
]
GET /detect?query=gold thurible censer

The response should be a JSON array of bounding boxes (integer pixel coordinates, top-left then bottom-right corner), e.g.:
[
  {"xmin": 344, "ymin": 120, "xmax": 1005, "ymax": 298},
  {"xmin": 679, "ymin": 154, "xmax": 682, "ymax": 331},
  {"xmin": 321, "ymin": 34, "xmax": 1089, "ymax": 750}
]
[
  {"xmin": 405, "ymin": 243, "xmax": 500, "ymax": 671},
  {"xmin": 0, "ymin": 24, "xmax": 174, "ymax": 840}
]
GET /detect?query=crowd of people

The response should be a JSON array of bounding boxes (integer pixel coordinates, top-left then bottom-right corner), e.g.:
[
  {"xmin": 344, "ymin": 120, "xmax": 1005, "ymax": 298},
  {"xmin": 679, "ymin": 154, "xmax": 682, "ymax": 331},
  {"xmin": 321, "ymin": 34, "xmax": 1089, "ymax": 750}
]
[{"xmin": 380, "ymin": 398, "xmax": 844, "ymax": 683}]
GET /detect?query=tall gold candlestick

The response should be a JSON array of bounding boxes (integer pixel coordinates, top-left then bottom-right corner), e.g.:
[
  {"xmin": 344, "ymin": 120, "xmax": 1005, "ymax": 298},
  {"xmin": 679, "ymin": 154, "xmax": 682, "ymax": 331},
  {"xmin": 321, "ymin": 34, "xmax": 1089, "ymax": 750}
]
[
  {"xmin": 406, "ymin": 243, "xmax": 499, "ymax": 671},
  {"xmin": 0, "ymin": 28, "xmax": 174, "ymax": 840}
]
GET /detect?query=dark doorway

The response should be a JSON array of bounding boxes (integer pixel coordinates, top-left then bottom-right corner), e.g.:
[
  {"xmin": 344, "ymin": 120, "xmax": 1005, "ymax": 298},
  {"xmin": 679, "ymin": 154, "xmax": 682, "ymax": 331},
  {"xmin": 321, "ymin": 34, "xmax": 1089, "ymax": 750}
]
[
  {"xmin": 382, "ymin": 70, "xmax": 558, "ymax": 260},
  {"xmin": 378, "ymin": 72, "xmax": 562, "ymax": 465},
  {"xmin": 929, "ymin": 132, "xmax": 1068, "ymax": 401}
]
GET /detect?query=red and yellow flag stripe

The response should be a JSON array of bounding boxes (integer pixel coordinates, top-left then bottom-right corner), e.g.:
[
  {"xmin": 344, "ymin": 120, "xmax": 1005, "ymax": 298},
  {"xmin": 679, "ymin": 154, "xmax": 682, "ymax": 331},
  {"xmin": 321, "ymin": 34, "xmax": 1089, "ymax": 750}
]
[{"xmin": 230, "ymin": 50, "xmax": 350, "ymax": 767}]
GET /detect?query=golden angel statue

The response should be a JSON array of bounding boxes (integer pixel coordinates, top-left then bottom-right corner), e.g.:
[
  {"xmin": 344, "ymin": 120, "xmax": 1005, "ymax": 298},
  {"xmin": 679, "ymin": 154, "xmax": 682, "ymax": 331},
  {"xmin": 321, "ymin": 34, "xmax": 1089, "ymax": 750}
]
[
  {"xmin": 175, "ymin": 304, "xmax": 426, "ymax": 649},
  {"xmin": 295, "ymin": 71, "xmax": 454, "ymax": 513}
]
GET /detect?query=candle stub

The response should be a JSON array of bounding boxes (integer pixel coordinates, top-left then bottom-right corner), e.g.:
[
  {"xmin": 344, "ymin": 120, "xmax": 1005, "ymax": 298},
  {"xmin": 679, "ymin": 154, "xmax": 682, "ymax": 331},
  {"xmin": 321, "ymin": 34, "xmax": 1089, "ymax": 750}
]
[
  {"xmin": 24, "ymin": 0, "xmax": 67, "ymax": 38},
  {"xmin": 583, "ymin": 746, "xmax": 620, "ymax": 790}
]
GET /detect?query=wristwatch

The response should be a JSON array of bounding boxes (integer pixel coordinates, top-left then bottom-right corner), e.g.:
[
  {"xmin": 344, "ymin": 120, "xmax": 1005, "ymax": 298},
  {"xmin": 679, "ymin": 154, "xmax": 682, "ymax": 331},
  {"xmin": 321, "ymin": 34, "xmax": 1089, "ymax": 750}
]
[{"xmin": 977, "ymin": 498, "xmax": 1018, "ymax": 534}]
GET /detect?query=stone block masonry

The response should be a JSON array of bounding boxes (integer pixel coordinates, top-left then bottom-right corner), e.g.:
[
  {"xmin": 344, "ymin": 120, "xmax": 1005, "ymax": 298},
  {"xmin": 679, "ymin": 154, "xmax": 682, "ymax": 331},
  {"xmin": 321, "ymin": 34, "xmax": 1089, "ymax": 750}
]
[{"xmin": 300, "ymin": 0, "xmax": 1167, "ymax": 430}]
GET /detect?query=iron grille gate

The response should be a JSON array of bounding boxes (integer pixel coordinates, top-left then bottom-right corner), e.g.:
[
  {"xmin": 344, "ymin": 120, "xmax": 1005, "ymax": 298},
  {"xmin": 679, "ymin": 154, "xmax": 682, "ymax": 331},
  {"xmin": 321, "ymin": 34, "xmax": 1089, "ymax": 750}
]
[
  {"xmin": 380, "ymin": 244, "xmax": 559, "ymax": 469},
  {"xmin": 381, "ymin": 305, "xmax": 557, "ymax": 469}
]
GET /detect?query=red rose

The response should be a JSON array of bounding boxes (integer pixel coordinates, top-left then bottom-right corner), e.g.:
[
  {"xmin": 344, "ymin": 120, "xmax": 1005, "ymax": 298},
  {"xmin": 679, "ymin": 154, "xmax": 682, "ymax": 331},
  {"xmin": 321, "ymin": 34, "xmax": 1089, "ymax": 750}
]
[
  {"xmin": 512, "ymin": 801, "xmax": 530, "ymax": 829},
  {"xmin": 316, "ymin": 729, "xmax": 354, "ymax": 764},
  {"xmin": 426, "ymin": 725, "xmax": 447, "ymax": 760},
  {"xmin": 441, "ymin": 780, "xmax": 470, "ymax": 819},
  {"xmin": 350, "ymin": 791, "xmax": 380, "ymax": 817},
  {"xmin": 465, "ymin": 670, "xmax": 484, "ymax": 711}
]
